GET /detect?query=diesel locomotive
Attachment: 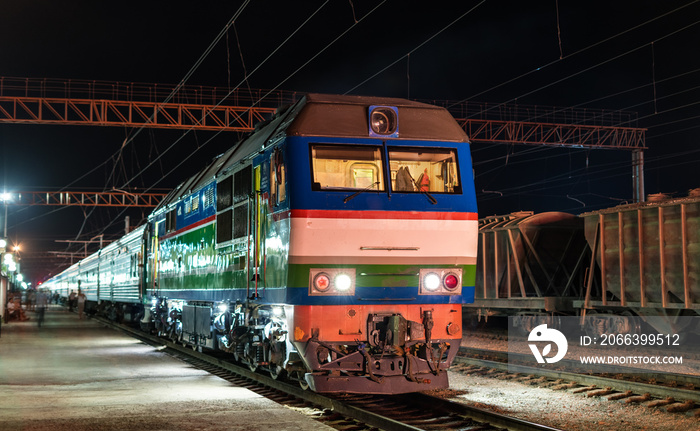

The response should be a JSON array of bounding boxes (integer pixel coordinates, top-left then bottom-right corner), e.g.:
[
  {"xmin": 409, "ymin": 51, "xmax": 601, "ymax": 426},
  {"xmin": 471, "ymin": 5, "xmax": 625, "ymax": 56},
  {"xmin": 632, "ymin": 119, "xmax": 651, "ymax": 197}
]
[{"xmin": 43, "ymin": 94, "xmax": 479, "ymax": 394}]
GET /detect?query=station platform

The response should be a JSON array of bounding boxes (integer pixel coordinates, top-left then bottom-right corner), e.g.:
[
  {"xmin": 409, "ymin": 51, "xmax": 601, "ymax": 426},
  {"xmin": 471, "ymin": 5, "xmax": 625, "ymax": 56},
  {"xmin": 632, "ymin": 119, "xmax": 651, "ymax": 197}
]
[{"xmin": 0, "ymin": 305, "xmax": 332, "ymax": 431}]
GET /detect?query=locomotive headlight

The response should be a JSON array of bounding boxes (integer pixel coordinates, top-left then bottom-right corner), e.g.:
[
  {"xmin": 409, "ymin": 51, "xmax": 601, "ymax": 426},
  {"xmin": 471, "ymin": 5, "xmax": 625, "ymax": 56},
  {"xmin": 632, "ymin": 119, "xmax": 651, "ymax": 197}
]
[
  {"xmin": 419, "ymin": 268, "xmax": 463, "ymax": 295},
  {"xmin": 423, "ymin": 272, "xmax": 441, "ymax": 291},
  {"xmin": 334, "ymin": 273, "xmax": 352, "ymax": 292},
  {"xmin": 368, "ymin": 105, "xmax": 399, "ymax": 138},
  {"xmin": 309, "ymin": 268, "xmax": 356, "ymax": 295}
]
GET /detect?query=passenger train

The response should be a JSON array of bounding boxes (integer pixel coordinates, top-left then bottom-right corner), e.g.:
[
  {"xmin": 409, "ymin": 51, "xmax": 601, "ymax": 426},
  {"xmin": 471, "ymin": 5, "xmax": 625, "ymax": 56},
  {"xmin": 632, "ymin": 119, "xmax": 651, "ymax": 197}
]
[{"xmin": 42, "ymin": 94, "xmax": 479, "ymax": 394}]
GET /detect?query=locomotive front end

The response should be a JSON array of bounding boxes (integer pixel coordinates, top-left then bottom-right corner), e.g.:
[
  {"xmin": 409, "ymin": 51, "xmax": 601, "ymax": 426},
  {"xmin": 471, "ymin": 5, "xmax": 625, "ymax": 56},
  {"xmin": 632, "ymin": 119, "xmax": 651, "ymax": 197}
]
[{"xmin": 284, "ymin": 95, "xmax": 478, "ymax": 393}]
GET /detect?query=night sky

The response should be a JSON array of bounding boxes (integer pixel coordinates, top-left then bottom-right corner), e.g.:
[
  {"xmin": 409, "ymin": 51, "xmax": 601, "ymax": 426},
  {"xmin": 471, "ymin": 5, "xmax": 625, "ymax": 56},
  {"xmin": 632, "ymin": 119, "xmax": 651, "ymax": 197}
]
[{"xmin": 1, "ymin": 0, "xmax": 699, "ymax": 282}]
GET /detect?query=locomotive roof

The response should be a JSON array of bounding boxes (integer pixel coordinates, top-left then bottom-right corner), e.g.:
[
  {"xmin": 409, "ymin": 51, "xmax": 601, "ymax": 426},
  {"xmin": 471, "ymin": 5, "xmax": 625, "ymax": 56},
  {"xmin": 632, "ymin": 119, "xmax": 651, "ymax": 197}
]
[
  {"xmin": 155, "ymin": 94, "xmax": 468, "ymax": 211},
  {"xmin": 288, "ymin": 93, "xmax": 469, "ymax": 142}
]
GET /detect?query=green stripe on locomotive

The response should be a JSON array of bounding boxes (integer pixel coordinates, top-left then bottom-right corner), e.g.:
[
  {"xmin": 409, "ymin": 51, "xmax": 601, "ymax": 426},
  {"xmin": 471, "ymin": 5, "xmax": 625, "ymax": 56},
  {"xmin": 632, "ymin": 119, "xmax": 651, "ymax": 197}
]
[{"xmin": 155, "ymin": 219, "xmax": 289, "ymax": 295}]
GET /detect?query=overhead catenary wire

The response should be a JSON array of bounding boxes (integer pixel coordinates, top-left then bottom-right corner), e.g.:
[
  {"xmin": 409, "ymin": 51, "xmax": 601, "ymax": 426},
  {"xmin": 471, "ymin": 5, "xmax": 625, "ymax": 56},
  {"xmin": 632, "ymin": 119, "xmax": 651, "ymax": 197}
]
[
  {"xmin": 60, "ymin": 1, "xmax": 254, "ymax": 246},
  {"xmin": 118, "ymin": 0, "xmax": 334, "ymax": 190},
  {"xmin": 343, "ymin": 0, "xmax": 487, "ymax": 95},
  {"xmin": 451, "ymin": 0, "xmax": 700, "ymax": 106},
  {"xmin": 9, "ymin": 0, "xmax": 367, "ymax": 255},
  {"xmin": 12, "ymin": 3, "xmax": 700, "ymax": 265},
  {"xmin": 89, "ymin": 0, "xmax": 388, "ymax": 246},
  {"xmin": 465, "ymin": 18, "xmax": 700, "ymax": 123}
]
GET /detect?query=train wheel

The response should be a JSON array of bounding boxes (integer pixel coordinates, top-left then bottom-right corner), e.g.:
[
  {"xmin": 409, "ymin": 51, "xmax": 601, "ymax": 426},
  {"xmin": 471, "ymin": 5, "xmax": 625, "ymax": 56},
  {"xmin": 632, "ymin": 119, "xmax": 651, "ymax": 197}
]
[
  {"xmin": 269, "ymin": 364, "xmax": 286, "ymax": 380},
  {"xmin": 244, "ymin": 344, "xmax": 257, "ymax": 371},
  {"xmin": 291, "ymin": 371, "xmax": 308, "ymax": 390},
  {"xmin": 583, "ymin": 313, "xmax": 607, "ymax": 338},
  {"xmin": 619, "ymin": 311, "xmax": 642, "ymax": 335},
  {"xmin": 298, "ymin": 378, "xmax": 309, "ymax": 391}
]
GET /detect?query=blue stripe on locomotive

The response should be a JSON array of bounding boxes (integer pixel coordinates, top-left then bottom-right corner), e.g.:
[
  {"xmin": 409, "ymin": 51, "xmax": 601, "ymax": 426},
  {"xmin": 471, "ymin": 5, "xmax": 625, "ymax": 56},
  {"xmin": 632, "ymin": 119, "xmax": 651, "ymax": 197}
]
[{"xmin": 284, "ymin": 136, "xmax": 478, "ymax": 214}]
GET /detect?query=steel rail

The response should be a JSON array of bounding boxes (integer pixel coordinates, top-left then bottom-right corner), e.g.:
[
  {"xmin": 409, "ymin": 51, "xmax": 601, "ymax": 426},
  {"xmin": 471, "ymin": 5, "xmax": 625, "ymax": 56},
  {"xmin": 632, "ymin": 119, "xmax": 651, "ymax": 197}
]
[
  {"xmin": 100, "ymin": 317, "xmax": 561, "ymax": 431},
  {"xmin": 456, "ymin": 348, "xmax": 700, "ymax": 403}
]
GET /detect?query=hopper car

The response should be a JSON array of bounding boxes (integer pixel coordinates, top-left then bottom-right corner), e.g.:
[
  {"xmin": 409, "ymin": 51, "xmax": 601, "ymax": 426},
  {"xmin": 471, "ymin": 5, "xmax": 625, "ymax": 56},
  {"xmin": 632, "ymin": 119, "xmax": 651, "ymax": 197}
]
[{"xmin": 465, "ymin": 191, "xmax": 700, "ymax": 336}]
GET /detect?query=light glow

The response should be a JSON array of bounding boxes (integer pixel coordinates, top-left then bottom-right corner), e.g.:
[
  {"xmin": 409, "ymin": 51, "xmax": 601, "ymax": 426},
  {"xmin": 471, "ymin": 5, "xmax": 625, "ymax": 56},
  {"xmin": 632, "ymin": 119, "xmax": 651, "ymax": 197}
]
[
  {"xmin": 334, "ymin": 273, "xmax": 352, "ymax": 291},
  {"xmin": 423, "ymin": 273, "xmax": 441, "ymax": 291}
]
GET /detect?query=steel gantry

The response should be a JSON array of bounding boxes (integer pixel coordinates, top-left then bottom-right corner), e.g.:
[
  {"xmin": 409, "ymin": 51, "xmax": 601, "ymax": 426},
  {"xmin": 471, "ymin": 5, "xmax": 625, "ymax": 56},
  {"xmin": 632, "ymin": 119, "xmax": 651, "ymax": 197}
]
[
  {"xmin": 0, "ymin": 77, "xmax": 648, "ymax": 201},
  {"xmin": 11, "ymin": 191, "xmax": 167, "ymax": 208},
  {"xmin": 0, "ymin": 77, "xmax": 292, "ymax": 131}
]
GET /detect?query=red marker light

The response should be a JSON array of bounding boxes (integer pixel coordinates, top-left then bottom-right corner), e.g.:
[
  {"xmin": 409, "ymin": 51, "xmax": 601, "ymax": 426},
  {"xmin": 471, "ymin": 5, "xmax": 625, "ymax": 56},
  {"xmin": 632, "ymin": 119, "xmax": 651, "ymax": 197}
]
[
  {"xmin": 313, "ymin": 273, "xmax": 331, "ymax": 292},
  {"xmin": 443, "ymin": 273, "xmax": 459, "ymax": 290}
]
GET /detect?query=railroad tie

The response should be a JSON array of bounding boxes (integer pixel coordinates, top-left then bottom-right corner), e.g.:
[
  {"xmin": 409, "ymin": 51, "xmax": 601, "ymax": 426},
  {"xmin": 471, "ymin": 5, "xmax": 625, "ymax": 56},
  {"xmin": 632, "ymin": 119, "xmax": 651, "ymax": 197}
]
[
  {"xmin": 550, "ymin": 382, "xmax": 577, "ymax": 391},
  {"xmin": 514, "ymin": 374, "xmax": 537, "ymax": 382},
  {"xmin": 587, "ymin": 387, "xmax": 614, "ymax": 397},
  {"xmin": 526, "ymin": 376, "xmax": 548, "ymax": 385},
  {"xmin": 645, "ymin": 397, "xmax": 675, "ymax": 408},
  {"xmin": 572, "ymin": 385, "xmax": 597, "ymax": 394},
  {"xmin": 625, "ymin": 393, "xmax": 651, "ymax": 404},
  {"xmin": 541, "ymin": 378, "xmax": 565, "ymax": 388},
  {"xmin": 607, "ymin": 390, "xmax": 634, "ymax": 401},
  {"xmin": 666, "ymin": 400, "xmax": 695, "ymax": 413}
]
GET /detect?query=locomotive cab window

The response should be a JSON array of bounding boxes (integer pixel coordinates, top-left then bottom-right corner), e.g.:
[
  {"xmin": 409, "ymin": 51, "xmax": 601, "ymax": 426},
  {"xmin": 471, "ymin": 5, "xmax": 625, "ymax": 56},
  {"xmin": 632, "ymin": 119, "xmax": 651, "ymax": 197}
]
[
  {"xmin": 389, "ymin": 147, "xmax": 461, "ymax": 194},
  {"xmin": 311, "ymin": 144, "xmax": 385, "ymax": 191}
]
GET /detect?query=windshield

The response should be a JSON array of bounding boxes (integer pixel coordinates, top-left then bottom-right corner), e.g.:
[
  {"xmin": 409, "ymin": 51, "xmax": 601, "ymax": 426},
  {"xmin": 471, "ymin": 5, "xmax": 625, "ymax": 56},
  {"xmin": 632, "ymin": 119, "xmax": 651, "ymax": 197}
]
[
  {"xmin": 389, "ymin": 147, "xmax": 461, "ymax": 194},
  {"xmin": 311, "ymin": 144, "xmax": 385, "ymax": 191}
]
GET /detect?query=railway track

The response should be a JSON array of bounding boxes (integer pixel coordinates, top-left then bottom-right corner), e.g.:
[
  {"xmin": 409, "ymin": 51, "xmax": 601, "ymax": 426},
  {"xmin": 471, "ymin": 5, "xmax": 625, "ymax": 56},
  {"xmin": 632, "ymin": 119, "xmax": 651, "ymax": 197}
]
[
  {"xmin": 456, "ymin": 347, "xmax": 700, "ymax": 415},
  {"xmin": 99, "ymin": 317, "xmax": 562, "ymax": 431}
]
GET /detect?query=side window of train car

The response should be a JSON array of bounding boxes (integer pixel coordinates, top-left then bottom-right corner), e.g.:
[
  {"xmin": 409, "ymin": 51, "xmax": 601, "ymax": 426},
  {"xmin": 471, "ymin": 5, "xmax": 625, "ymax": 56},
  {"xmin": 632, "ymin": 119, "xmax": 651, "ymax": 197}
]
[
  {"xmin": 216, "ymin": 165, "xmax": 252, "ymax": 246},
  {"xmin": 388, "ymin": 147, "xmax": 461, "ymax": 194},
  {"xmin": 310, "ymin": 144, "xmax": 385, "ymax": 191},
  {"xmin": 216, "ymin": 175, "xmax": 233, "ymax": 245},
  {"xmin": 165, "ymin": 208, "xmax": 177, "ymax": 233},
  {"xmin": 233, "ymin": 165, "xmax": 251, "ymax": 239},
  {"xmin": 269, "ymin": 148, "xmax": 286, "ymax": 206}
]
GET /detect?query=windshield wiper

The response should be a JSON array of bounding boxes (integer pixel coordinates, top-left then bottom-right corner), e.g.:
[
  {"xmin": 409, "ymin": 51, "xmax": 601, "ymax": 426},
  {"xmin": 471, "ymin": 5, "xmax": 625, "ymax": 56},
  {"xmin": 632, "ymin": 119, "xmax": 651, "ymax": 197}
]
[
  {"xmin": 344, "ymin": 182, "xmax": 380, "ymax": 203},
  {"xmin": 420, "ymin": 189, "xmax": 438, "ymax": 205}
]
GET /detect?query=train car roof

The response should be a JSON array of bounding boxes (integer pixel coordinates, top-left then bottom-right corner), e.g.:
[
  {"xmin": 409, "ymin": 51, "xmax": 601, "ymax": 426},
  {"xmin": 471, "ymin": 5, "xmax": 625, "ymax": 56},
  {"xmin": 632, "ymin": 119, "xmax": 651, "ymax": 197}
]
[
  {"xmin": 579, "ymin": 189, "xmax": 700, "ymax": 216},
  {"xmin": 154, "ymin": 94, "xmax": 469, "ymax": 211}
]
